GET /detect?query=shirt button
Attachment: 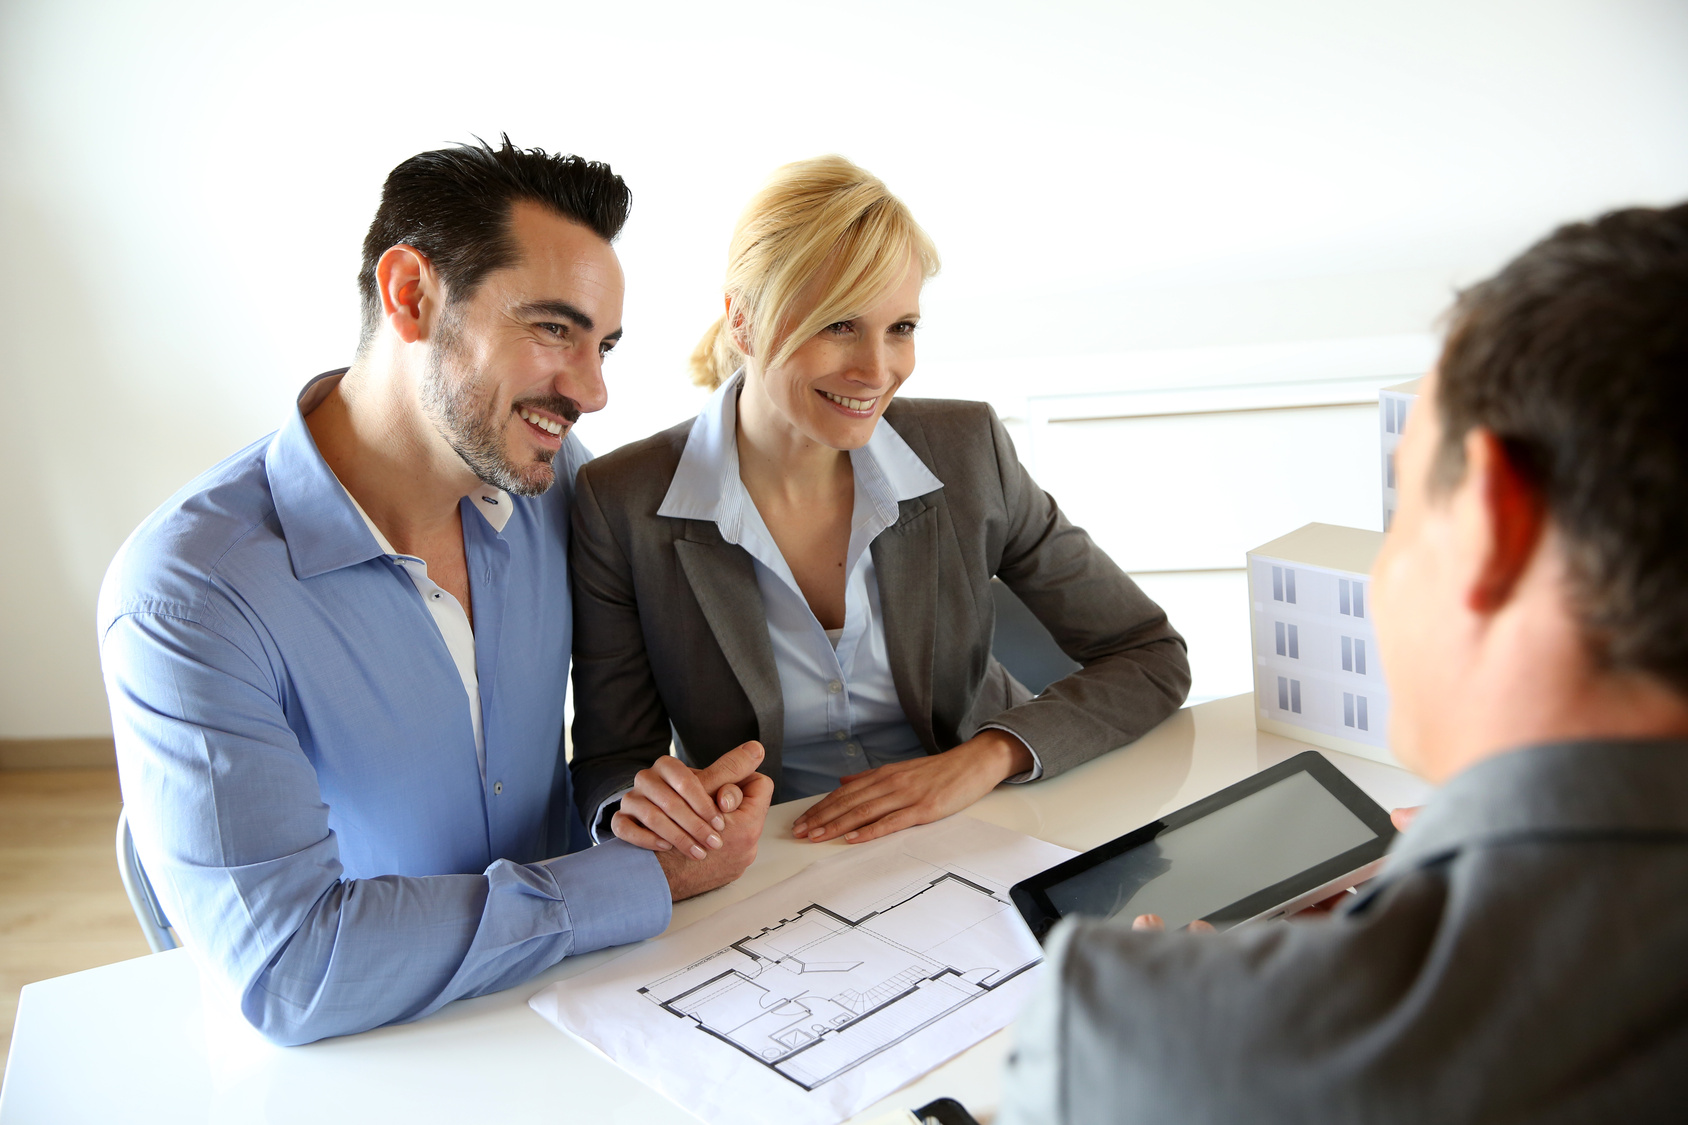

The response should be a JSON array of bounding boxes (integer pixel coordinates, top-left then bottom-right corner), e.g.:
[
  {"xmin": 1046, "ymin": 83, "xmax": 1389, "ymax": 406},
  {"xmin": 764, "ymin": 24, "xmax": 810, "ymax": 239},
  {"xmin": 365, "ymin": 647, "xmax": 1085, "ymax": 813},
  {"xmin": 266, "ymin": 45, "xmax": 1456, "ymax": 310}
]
[
  {"xmin": 834, "ymin": 730, "xmax": 847, "ymax": 742},
  {"xmin": 827, "ymin": 680, "xmax": 843, "ymax": 694},
  {"xmin": 493, "ymin": 781, "xmax": 503, "ymax": 795},
  {"xmin": 845, "ymin": 742, "xmax": 860, "ymax": 755}
]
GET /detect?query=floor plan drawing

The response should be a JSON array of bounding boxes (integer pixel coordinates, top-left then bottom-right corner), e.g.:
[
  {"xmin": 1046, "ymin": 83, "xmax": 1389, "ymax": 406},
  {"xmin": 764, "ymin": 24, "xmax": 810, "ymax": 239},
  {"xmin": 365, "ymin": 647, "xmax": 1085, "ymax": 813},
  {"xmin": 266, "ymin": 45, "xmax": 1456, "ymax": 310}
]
[
  {"xmin": 530, "ymin": 815, "xmax": 1077, "ymax": 1125},
  {"xmin": 638, "ymin": 860, "xmax": 1039, "ymax": 1091}
]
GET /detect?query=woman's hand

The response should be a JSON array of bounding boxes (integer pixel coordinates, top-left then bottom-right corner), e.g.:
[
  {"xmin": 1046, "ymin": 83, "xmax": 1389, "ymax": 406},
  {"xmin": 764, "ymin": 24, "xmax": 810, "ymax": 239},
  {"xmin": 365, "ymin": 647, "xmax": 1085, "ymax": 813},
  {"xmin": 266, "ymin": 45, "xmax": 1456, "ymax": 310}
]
[
  {"xmin": 791, "ymin": 729, "xmax": 1034, "ymax": 845},
  {"xmin": 612, "ymin": 741, "xmax": 765, "ymax": 856}
]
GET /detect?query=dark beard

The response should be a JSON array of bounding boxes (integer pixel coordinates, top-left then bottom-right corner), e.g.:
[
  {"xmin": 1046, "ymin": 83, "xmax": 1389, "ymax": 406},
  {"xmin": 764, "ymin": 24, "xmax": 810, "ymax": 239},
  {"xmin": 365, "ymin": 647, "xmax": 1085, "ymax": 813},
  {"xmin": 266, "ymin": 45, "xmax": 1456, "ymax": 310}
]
[{"xmin": 419, "ymin": 312, "xmax": 582, "ymax": 497}]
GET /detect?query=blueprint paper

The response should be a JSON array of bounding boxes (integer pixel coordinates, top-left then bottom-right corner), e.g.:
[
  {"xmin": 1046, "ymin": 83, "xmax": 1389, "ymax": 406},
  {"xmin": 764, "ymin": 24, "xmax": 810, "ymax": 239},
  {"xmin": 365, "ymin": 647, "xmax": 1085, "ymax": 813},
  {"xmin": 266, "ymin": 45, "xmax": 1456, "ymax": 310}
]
[{"xmin": 530, "ymin": 816, "xmax": 1075, "ymax": 1125}]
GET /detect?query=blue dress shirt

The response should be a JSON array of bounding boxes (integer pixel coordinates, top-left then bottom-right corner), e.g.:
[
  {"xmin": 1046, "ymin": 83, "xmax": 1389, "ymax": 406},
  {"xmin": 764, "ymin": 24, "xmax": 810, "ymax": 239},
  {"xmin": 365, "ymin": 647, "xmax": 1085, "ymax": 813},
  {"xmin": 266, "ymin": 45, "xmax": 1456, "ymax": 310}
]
[{"xmin": 97, "ymin": 370, "xmax": 671, "ymax": 1046}]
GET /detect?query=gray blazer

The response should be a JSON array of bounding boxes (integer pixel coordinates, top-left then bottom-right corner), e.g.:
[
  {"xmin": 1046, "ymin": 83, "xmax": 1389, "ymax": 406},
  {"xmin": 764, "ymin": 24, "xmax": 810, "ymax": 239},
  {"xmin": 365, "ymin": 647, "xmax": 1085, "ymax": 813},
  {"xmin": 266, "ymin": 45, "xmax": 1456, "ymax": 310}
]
[
  {"xmin": 999, "ymin": 739, "xmax": 1688, "ymax": 1124},
  {"xmin": 568, "ymin": 397, "xmax": 1191, "ymax": 821}
]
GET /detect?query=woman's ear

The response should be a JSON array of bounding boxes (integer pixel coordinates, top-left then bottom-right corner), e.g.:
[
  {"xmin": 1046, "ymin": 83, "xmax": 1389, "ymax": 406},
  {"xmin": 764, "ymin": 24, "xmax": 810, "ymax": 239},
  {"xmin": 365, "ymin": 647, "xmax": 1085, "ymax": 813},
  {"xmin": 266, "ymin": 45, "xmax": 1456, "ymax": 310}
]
[{"xmin": 725, "ymin": 296, "xmax": 754, "ymax": 357}]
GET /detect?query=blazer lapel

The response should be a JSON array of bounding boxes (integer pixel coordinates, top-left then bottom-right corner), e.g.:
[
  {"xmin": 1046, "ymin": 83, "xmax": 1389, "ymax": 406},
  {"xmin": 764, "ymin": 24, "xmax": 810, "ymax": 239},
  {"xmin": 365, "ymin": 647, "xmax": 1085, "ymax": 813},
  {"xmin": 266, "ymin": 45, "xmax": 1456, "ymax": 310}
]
[
  {"xmin": 673, "ymin": 528, "xmax": 785, "ymax": 756},
  {"xmin": 872, "ymin": 497, "xmax": 939, "ymax": 753}
]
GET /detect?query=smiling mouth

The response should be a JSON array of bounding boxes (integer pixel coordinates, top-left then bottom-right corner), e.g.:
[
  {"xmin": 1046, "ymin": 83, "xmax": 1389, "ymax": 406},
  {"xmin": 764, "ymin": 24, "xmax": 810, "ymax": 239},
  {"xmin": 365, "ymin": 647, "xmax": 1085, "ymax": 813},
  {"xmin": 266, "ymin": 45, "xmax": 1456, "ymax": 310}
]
[
  {"xmin": 820, "ymin": 390, "xmax": 879, "ymax": 413},
  {"xmin": 517, "ymin": 406, "xmax": 566, "ymax": 437}
]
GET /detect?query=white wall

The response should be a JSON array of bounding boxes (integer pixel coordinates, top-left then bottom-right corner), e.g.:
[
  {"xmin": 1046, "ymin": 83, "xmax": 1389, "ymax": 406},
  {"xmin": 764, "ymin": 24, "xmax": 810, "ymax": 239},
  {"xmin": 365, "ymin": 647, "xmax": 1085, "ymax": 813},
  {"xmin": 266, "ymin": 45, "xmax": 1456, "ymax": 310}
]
[{"xmin": 3, "ymin": 0, "xmax": 1685, "ymax": 737}]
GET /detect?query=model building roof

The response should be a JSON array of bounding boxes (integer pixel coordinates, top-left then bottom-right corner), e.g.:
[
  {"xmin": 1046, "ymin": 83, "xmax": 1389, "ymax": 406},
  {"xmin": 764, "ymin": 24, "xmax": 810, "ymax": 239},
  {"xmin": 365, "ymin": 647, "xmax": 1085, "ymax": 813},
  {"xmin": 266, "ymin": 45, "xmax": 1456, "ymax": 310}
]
[{"xmin": 1249, "ymin": 522, "xmax": 1384, "ymax": 574}]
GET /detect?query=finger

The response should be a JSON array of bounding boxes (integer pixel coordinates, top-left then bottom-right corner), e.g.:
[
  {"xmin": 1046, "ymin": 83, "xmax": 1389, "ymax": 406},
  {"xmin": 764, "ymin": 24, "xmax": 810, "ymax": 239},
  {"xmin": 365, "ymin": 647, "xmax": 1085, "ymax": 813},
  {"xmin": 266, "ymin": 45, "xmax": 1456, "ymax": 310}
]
[
  {"xmin": 622, "ymin": 791, "xmax": 716, "ymax": 859},
  {"xmin": 1186, "ymin": 920, "xmax": 1216, "ymax": 934},
  {"xmin": 799, "ymin": 781, "xmax": 901, "ymax": 840},
  {"xmin": 696, "ymin": 741, "xmax": 766, "ymax": 793},
  {"xmin": 737, "ymin": 770, "xmax": 775, "ymax": 813},
  {"xmin": 793, "ymin": 773, "xmax": 883, "ymax": 835},
  {"xmin": 651, "ymin": 757, "xmax": 727, "ymax": 832},
  {"xmin": 1390, "ymin": 805, "xmax": 1422, "ymax": 832},
  {"xmin": 716, "ymin": 782, "xmax": 743, "ymax": 815},
  {"xmin": 610, "ymin": 810, "xmax": 674, "ymax": 852},
  {"xmin": 1132, "ymin": 914, "xmax": 1165, "ymax": 932},
  {"xmin": 843, "ymin": 806, "xmax": 925, "ymax": 843},
  {"xmin": 808, "ymin": 791, "xmax": 913, "ymax": 841}
]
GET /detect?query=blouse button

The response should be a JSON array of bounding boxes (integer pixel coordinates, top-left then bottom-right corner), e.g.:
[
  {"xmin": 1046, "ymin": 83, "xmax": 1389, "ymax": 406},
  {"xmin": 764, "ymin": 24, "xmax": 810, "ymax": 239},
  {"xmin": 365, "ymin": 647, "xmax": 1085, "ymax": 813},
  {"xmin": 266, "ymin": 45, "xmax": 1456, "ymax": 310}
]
[{"xmin": 493, "ymin": 781, "xmax": 503, "ymax": 795}]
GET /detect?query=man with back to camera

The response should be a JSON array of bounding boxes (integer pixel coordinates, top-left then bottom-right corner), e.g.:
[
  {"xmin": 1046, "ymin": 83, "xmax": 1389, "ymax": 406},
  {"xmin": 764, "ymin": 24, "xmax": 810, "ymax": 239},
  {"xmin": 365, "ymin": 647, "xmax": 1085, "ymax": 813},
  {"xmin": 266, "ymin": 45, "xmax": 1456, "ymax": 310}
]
[
  {"xmin": 97, "ymin": 137, "xmax": 772, "ymax": 1046},
  {"xmin": 999, "ymin": 202, "xmax": 1688, "ymax": 1122}
]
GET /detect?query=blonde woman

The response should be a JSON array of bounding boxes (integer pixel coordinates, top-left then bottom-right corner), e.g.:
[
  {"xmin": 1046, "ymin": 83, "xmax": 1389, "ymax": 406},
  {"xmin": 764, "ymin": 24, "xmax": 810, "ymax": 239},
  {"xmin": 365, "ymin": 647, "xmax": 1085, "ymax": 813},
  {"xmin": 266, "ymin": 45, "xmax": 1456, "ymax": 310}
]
[{"xmin": 569, "ymin": 157, "xmax": 1189, "ymax": 859}]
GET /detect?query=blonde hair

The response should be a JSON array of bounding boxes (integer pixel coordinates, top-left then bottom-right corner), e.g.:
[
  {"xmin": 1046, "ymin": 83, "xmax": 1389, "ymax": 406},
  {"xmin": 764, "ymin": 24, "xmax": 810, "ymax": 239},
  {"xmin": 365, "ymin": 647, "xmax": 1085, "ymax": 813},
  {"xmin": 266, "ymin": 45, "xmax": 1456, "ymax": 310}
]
[{"xmin": 689, "ymin": 156, "xmax": 941, "ymax": 390}]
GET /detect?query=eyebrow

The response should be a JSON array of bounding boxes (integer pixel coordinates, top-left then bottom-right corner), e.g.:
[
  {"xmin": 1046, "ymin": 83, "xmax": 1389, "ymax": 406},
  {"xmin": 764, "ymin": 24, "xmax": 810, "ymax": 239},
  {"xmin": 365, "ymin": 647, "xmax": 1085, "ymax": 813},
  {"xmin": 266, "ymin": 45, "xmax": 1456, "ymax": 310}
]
[{"xmin": 517, "ymin": 300, "xmax": 623, "ymax": 341}]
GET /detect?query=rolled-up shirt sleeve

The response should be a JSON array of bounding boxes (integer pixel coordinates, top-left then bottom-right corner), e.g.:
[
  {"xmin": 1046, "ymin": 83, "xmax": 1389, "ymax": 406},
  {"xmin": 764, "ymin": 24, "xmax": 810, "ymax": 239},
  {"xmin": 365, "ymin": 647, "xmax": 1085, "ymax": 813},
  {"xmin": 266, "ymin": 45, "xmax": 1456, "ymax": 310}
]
[{"xmin": 103, "ymin": 607, "xmax": 670, "ymax": 1048}]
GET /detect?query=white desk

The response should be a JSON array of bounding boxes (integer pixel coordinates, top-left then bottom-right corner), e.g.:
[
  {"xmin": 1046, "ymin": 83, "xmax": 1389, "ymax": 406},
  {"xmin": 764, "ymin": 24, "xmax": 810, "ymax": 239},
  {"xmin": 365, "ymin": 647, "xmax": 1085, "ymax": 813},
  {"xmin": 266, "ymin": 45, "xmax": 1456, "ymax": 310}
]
[{"xmin": 0, "ymin": 695, "xmax": 1428, "ymax": 1124}]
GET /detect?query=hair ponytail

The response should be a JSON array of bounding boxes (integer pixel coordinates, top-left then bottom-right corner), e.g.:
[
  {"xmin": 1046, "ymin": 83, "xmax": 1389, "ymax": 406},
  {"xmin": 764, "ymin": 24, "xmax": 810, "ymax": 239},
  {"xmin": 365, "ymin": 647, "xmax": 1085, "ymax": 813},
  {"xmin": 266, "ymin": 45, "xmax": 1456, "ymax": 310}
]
[{"xmin": 689, "ymin": 314, "xmax": 739, "ymax": 390}]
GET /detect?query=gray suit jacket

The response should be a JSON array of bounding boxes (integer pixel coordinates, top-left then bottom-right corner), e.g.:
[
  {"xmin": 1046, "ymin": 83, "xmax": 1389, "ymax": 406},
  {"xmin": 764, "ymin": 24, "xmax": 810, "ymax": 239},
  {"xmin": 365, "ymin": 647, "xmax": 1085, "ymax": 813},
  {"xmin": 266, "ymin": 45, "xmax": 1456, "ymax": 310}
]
[
  {"xmin": 999, "ymin": 739, "xmax": 1688, "ymax": 1124},
  {"xmin": 568, "ymin": 397, "xmax": 1191, "ymax": 821}
]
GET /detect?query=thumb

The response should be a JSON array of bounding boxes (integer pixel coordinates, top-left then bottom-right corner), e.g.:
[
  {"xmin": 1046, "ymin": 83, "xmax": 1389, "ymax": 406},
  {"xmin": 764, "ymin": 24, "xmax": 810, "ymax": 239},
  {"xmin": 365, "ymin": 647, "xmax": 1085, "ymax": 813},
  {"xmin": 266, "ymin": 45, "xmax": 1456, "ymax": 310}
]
[
  {"xmin": 698, "ymin": 741, "xmax": 766, "ymax": 791},
  {"xmin": 1390, "ymin": 805, "xmax": 1422, "ymax": 832}
]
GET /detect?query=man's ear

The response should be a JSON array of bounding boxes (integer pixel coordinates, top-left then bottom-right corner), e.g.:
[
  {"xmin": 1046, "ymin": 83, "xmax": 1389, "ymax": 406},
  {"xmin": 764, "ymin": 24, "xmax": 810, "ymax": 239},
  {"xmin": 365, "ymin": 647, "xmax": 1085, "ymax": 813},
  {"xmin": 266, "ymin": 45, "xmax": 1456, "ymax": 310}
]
[
  {"xmin": 375, "ymin": 245, "xmax": 440, "ymax": 345},
  {"xmin": 1461, "ymin": 427, "xmax": 1546, "ymax": 615}
]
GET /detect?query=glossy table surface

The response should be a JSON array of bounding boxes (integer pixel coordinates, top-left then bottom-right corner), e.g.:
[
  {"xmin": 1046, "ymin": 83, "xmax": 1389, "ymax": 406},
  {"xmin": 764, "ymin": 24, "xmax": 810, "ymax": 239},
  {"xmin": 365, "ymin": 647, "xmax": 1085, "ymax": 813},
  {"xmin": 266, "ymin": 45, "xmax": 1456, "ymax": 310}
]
[{"xmin": 0, "ymin": 694, "xmax": 1429, "ymax": 1124}]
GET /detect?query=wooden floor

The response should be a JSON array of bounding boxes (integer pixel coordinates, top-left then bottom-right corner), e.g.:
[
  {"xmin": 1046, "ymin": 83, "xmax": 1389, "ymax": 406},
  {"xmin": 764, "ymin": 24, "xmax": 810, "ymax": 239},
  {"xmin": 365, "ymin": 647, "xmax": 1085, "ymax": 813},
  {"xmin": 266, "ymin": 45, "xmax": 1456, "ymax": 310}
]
[{"xmin": 0, "ymin": 769, "xmax": 150, "ymax": 1078}]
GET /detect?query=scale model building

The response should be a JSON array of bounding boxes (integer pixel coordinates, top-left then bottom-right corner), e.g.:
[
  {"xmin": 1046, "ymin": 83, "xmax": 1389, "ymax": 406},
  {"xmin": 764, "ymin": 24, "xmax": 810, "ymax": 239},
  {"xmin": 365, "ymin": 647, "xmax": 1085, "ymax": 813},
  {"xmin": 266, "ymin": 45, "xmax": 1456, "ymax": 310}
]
[
  {"xmin": 1379, "ymin": 377, "xmax": 1421, "ymax": 531},
  {"xmin": 1248, "ymin": 523, "xmax": 1395, "ymax": 766}
]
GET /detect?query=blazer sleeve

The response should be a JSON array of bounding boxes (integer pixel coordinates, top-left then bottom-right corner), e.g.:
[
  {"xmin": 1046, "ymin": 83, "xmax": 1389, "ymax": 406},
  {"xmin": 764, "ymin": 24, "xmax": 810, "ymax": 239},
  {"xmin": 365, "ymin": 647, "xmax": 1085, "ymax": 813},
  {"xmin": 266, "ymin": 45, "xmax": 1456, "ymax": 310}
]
[
  {"xmin": 981, "ymin": 408, "xmax": 1191, "ymax": 777},
  {"xmin": 568, "ymin": 464, "xmax": 676, "ymax": 824}
]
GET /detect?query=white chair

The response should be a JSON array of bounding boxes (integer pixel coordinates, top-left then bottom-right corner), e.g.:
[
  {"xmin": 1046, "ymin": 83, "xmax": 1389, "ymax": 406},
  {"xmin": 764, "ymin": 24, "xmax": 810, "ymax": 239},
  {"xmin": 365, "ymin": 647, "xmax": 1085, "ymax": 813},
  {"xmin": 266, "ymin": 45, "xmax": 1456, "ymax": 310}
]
[{"xmin": 115, "ymin": 807, "xmax": 178, "ymax": 952}]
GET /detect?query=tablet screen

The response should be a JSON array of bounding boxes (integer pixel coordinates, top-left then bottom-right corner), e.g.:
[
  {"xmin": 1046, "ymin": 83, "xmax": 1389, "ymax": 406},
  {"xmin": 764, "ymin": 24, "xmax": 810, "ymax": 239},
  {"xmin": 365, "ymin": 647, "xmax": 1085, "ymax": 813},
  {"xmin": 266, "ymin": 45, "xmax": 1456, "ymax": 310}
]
[{"xmin": 1043, "ymin": 770, "xmax": 1378, "ymax": 930}]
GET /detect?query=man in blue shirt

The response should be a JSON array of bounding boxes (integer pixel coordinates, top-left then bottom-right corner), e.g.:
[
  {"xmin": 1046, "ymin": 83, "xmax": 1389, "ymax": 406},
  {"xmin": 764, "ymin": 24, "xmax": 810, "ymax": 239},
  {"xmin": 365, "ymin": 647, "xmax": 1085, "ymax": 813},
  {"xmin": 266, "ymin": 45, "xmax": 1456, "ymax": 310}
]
[{"xmin": 98, "ymin": 137, "xmax": 772, "ymax": 1046}]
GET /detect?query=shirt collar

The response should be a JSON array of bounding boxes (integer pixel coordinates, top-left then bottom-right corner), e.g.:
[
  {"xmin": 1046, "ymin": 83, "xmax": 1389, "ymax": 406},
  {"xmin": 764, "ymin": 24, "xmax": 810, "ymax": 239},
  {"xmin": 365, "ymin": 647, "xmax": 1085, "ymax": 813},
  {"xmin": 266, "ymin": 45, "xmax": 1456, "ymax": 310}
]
[
  {"xmin": 656, "ymin": 370, "xmax": 943, "ymax": 540},
  {"xmin": 1383, "ymin": 738, "xmax": 1688, "ymax": 876},
  {"xmin": 267, "ymin": 369, "xmax": 513, "ymax": 579}
]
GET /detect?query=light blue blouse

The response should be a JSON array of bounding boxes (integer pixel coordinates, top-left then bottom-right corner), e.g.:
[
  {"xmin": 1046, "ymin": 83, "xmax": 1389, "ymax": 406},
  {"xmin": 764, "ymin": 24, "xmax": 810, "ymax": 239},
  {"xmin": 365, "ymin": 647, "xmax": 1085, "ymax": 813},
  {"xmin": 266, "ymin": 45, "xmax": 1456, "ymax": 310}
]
[{"xmin": 657, "ymin": 373, "xmax": 945, "ymax": 800}]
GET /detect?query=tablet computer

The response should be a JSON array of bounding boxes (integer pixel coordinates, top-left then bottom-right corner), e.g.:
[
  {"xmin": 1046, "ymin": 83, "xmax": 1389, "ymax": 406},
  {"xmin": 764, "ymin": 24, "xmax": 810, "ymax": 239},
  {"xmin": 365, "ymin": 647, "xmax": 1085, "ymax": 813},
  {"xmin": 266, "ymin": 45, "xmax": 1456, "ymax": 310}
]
[{"xmin": 1011, "ymin": 750, "xmax": 1396, "ymax": 940}]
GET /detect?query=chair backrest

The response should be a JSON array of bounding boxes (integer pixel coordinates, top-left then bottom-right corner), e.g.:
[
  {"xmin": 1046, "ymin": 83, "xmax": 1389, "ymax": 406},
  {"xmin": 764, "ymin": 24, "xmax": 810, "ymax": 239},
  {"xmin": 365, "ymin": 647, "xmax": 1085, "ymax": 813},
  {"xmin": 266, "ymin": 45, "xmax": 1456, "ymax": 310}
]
[
  {"xmin": 989, "ymin": 577, "xmax": 1082, "ymax": 697},
  {"xmin": 115, "ymin": 806, "xmax": 178, "ymax": 953}
]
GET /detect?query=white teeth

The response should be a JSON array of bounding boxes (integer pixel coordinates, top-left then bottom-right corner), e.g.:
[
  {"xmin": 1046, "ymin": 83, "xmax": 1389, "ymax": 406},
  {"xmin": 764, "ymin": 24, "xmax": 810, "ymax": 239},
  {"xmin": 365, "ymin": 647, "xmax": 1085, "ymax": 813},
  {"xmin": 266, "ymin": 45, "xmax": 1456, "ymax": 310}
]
[
  {"xmin": 519, "ymin": 408, "xmax": 563, "ymax": 435},
  {"xmin": 822, "ymin": 391, "xmax": 877, "ymax": 412}
]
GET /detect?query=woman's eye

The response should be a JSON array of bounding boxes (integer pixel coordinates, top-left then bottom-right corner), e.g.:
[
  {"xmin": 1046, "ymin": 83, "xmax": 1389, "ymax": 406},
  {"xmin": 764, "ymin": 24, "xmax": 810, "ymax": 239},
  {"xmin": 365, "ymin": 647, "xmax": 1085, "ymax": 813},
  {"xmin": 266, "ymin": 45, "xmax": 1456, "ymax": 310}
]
[
  {"xmin": 892, "ymin": 321, "xmax": 919, "ymax": 336},
  {"xmin": 826, "ymin": 320, "xmax": 855, "ymax": 335}
]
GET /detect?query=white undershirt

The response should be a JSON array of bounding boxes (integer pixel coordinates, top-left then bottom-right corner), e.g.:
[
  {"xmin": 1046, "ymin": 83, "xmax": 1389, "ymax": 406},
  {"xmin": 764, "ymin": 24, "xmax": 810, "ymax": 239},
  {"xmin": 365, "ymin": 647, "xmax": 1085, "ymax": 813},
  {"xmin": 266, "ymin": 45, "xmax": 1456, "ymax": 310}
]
[{"xmin": 339, "ymin": 485, "xmax": 511, "ymax": 784}]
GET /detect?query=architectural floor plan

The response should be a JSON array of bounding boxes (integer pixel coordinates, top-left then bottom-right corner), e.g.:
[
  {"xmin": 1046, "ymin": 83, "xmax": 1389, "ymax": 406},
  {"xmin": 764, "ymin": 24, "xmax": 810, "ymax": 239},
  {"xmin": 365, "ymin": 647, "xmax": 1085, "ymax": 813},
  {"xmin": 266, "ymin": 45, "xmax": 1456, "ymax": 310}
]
[
  {"xmin": 530, "ymin": 816, "xmax": 1076, "ymax": 1125},
  {"xmin": 640, "ymin": 866, "xmax": 1038, "ymax": 1090}
]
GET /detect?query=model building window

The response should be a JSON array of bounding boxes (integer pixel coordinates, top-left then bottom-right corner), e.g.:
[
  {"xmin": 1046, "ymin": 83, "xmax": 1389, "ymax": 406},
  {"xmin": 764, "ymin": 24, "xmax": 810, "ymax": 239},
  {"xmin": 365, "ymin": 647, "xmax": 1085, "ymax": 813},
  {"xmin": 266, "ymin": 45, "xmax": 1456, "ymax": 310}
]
[
  {"xmin": 1274, "ymin": 621, "xmax": 1300, "ymax": 659},
  {"xmin": 1339, "ymin": 578, "xmax": 1366, "ymax": 618},
  {"xmin": 1272, "ymin": 565, "xmax": 1298, "ymax": 604},
  {"xmin": 1341, "ymin": 636, "xmax": 1367, "ymax": 675},
  {"xmin": 1386, "ymin": 451, "xmax": 1395, "ymax": 489},
  {"xmin": 1343, "ymin": 692, "xmax": 1370, "ymax": 731},
  {"xmin": 1277, "ymin": 676, "xmax": 1303, "ymax": 714}
]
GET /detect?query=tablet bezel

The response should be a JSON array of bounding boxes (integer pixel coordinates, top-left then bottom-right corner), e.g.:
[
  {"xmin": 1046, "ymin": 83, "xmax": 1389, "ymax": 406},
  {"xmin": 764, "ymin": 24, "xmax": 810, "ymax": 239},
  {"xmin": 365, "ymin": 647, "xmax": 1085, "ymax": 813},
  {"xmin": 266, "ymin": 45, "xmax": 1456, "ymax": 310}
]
[{"xmin": 1010, "ymin": 750, "xmax": 1397, "ymax": 941}]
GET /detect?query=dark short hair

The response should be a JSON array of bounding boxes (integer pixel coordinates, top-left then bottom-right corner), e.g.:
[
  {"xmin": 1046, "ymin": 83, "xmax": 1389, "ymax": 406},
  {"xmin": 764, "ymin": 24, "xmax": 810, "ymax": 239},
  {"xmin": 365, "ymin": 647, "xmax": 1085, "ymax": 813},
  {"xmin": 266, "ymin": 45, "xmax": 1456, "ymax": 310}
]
[
  {"xmin": 1434, "ymin": 201, "xmax": 1688, "ymax": 691},
  {"xmin": 356, "ymin": 135, "xmax": 630, "ymax": 348}
]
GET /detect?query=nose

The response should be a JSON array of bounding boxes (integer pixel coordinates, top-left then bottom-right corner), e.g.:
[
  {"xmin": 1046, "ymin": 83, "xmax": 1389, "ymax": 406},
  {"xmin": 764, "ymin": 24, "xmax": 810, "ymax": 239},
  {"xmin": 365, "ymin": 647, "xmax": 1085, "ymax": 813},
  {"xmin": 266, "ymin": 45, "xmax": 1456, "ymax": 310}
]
[
  {"xmin": 849, "ymin": 335, "xmax": 893, "ymax": 391},
  {"xmin": 557, "ymin": 351, "xmax": 609, "ymax": 415}
]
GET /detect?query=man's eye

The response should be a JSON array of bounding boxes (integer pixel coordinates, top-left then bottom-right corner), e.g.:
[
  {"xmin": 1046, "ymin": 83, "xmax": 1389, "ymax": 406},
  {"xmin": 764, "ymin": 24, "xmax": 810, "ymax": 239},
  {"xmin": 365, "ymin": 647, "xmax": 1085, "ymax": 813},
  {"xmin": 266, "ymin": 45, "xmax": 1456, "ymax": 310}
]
[
  {"xmin": 600, "ymin": 342, "xmax": 617, "ymax": 357},
  {"xmin": 539, "ymin": 322, "xmax": 566, "ymax": 337}
]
